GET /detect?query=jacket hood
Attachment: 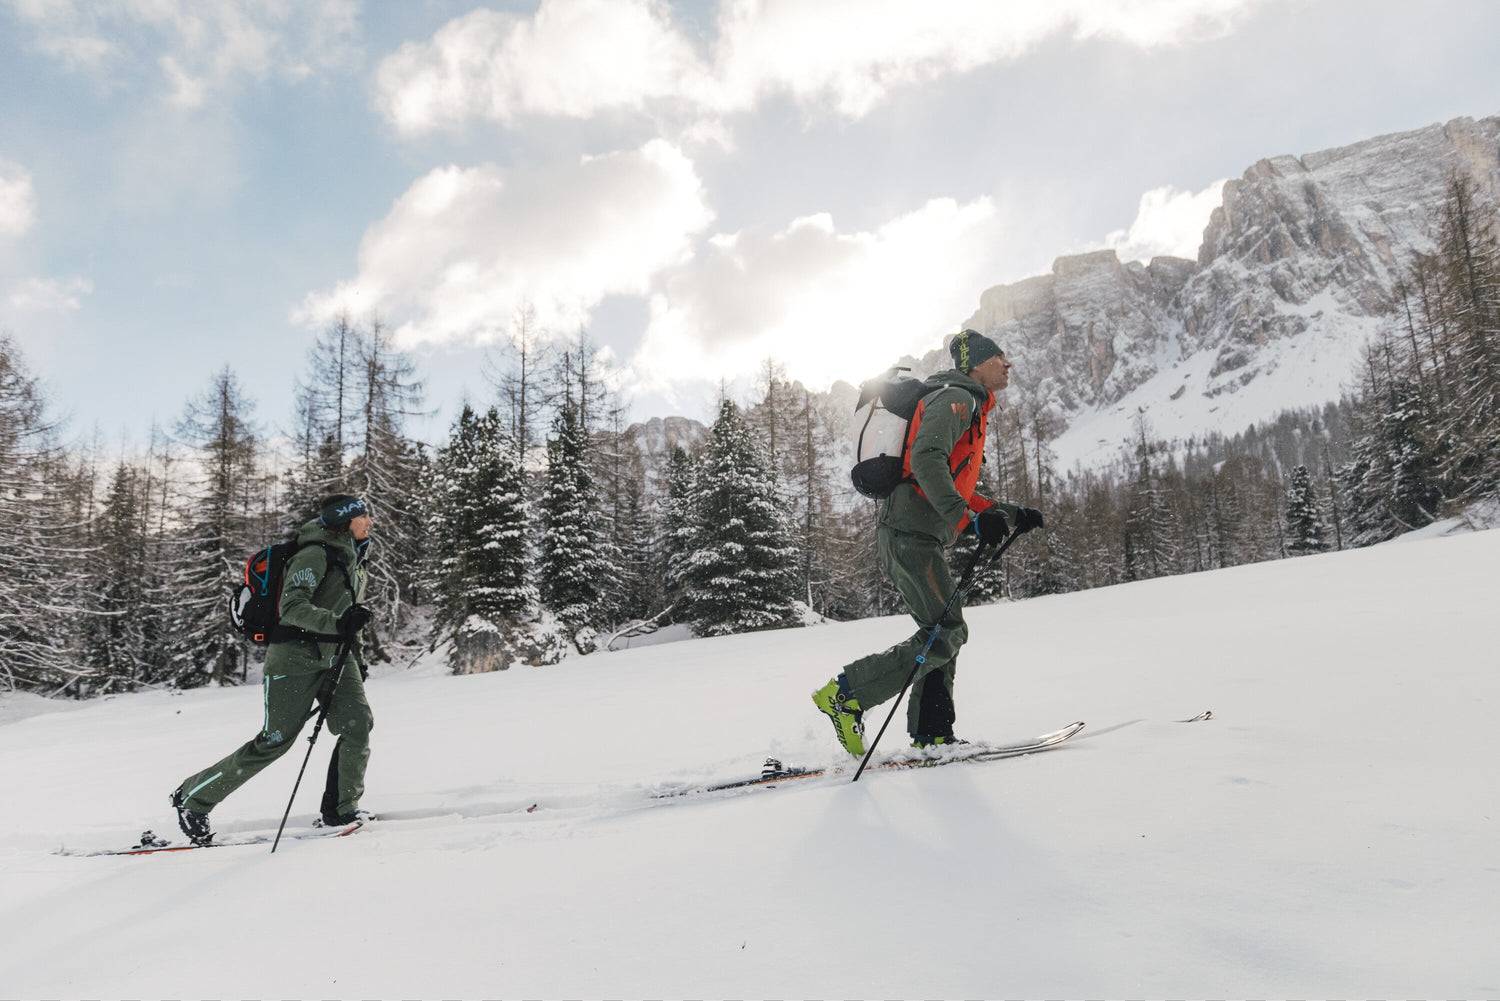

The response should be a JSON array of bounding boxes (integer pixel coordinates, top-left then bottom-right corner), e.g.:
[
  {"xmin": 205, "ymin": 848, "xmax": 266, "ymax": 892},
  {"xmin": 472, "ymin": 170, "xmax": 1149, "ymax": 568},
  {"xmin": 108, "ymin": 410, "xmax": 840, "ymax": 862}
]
[
  {"xmin": 928, "ymin": 367, "xmax": 995, "ymax": 407},
  {"xmin": 295, "ymin": 518, "xmax": 358, "ymax": 561}
]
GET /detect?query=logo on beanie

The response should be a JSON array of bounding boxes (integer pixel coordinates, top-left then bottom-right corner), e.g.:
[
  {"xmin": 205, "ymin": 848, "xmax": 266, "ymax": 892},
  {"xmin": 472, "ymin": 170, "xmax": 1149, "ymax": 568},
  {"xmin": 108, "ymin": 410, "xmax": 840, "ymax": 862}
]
[
  {"xmin": 318, "ymin": 495, "xmax": 368, "ymax": 527},
  {"xmin": 950, "ymin": 329, "xmax": 1003, "ymax": 374}
]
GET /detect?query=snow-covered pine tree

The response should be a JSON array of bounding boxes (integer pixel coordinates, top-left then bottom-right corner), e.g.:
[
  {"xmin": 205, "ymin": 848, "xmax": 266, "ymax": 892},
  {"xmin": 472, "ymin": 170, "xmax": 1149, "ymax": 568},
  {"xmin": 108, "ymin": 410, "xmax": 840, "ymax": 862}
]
[
  {"xmin": 1339, "ymin": 366, "xmax": 1441, "ymax": 546},
  {"xmin": 682, "ymin": 398, "xmax": 802, "ymax": 637},
  {"xmin": 589, "ymin": 403, "xmax": 648, "ymax": 625},
  {"xmin": 427, "ymin": 404, "xmax": 535, "ymax": 644},
  {"xmin": 282, "ymin": 432, "xmax": 344, "ymax": 529},
  {"xmin": 783, "ymin": 383, "xmax": 855, "ymax": 617},
  {"xmin": 159, "ymin": 367, "xmax": 263, "ymax": 687},
  {"xmin": 1076, "ymin": 473, "xmax": 1125, "ymax": 589},
  {"xmin": 78, "ymin": 462, "xmax": 157, "ymax": 693},
  {"xmin": 0, "ymin": 337, "xmax": 86, "ymax": 694},
  {"xmin": 1426, "ymin": 175, "xmax": 1500, "ymax": 498},
  {"xmin": 611, "ymin": 477, "xmax": 657, "ymax": 624},
  {"xmin": 659, "ymin": 444, "xmax": 698, "ymax": 622},
  {"xmin": 1016, "ymin": 402, "xmax": 1071, "ymax": 595},
  {"xmin": 1201, "ymin": 468, "xmax": 1239, "ymax": 569},
  {"xmin": 1123, "ymin": 421, "xmax": 1178, "ymax": 581},
  {"xmin": 345, "ymin": 318, "xmax": 428, "ymax": 635},
  {"xmin": 486, "ymin": 302, "xmax": 552, "ymax": 471},
  {"xmin": 284, "ymin": 316, "xmax": 362, "ymax": 528},
  {"xmin": 538, "ymin": 404, "xmax": 614, "ymax": 644},
  {"xmin": 1283, "ymin": 464, "xmax": 1329, "ymax": 555}
]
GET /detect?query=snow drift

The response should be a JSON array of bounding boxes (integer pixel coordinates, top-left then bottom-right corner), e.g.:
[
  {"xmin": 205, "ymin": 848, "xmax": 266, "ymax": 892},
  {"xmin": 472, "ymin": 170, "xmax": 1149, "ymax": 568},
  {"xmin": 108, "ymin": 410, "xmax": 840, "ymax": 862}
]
[{"xmin": 1, "ymin": 528, "xmax": 1497, "ymax": 997}]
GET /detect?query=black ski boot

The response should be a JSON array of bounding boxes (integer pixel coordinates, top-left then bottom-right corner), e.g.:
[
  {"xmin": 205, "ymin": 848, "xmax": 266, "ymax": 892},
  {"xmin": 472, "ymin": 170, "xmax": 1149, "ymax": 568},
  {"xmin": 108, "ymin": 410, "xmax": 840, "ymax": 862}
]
[
  {"xmin": 169, "ymin": 786, "xmax": 213, "ymax": 845},
  {"xmin": 317, "ymin": 808, "xmax": 374, "ymax": 828},
  {"xmin": 910, "ymin": 733, "xmax": 969, "ymax": 749}
]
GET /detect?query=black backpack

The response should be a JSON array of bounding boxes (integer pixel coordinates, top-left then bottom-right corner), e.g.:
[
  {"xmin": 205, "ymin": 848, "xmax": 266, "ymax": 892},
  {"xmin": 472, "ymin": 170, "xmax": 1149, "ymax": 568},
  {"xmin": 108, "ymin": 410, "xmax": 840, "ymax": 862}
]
[{"xmin": 230, "ymin": 539, "xmax": 352, "ymax": 646}]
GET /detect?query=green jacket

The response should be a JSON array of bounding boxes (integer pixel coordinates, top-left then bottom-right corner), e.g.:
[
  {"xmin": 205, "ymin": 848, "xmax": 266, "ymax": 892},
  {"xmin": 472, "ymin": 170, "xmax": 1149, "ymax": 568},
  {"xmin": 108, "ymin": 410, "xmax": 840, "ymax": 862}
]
[
  {"xmin": 879, "ymin": 368, "xmax": 1020, "ymax": 544},
  {"xmin": 264, "ymin": 519, "xmax": 368, "ymax": 676}
]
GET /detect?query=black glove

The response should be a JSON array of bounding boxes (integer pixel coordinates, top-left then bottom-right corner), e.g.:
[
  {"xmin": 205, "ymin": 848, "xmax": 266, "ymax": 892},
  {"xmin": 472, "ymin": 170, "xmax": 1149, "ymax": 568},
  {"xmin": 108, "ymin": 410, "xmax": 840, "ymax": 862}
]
[
  {"xmin": 1014, "ymin": 507, "xmax": 1045, "ymax": 534},
  {"xmin": 337, "ymin": 603, "xmax": 373, "ymax": 637},
  {"xmin": 973, "ymin": 508, "xmax": 1011, "ymax": 545},
  {"xmin": 358, "ymin": 662, "xmax": 369, "ymax": 682}
]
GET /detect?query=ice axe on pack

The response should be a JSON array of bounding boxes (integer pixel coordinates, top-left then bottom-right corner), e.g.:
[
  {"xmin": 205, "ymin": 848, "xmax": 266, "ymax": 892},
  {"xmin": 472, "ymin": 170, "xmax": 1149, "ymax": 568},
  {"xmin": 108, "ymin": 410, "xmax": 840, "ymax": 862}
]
[{"xmin": 852, "ymin": 524, "xmax": 1030, "ymax": 782}]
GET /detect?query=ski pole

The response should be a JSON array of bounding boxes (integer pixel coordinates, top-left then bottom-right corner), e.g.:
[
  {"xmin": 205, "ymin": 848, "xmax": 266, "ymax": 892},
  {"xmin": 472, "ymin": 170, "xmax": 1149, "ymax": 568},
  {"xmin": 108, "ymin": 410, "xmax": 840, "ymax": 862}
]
[
  {"xmin": 271, "ymin": 640, "xmax": 354, "ymax": 853},
  {"xmin": 853, "ymin": 528, "xmax": 1023, "ymax": 781}
]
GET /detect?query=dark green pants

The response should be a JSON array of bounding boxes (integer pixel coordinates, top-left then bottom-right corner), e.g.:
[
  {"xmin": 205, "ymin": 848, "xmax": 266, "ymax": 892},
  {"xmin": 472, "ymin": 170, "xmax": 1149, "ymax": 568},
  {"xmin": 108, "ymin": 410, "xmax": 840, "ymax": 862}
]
[
  {"xmin": 178, "ymin": 665, "xmax": 373, "ymax": 816},
  {"xmin": 842, "ymin": 526, "xmax": 968, "ymax": 736}
]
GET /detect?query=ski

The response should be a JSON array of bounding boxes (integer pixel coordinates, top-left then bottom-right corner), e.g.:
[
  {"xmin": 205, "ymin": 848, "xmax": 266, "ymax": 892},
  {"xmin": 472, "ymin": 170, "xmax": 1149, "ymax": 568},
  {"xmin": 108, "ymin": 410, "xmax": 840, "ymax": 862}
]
[
  {"xmin": 654, "ymin": 721, "xmax": 1086, "ymax": 798},
  {"xmin": 59, "ymin": 820, "xmax": 364, "ymax": 857}
]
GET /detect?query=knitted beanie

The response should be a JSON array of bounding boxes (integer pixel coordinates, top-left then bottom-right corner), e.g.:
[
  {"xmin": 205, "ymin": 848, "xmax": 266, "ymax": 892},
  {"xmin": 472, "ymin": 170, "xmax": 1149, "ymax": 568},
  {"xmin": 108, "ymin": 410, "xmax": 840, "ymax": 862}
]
[
  {"xmin": 316, "ymin": 495, "xmax": 368, "ymax": 529},
  {"xmin": 948, "ymin": 329, "xmax": 1004, "ymax": 374}
]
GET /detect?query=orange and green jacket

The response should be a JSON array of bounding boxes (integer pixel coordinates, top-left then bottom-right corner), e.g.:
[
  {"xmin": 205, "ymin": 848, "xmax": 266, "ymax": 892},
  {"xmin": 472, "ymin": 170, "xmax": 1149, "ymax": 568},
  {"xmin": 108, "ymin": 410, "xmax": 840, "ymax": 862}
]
[{"xmin": 879, "ymin": 368, "xmax": 1020, "ymax": 544}]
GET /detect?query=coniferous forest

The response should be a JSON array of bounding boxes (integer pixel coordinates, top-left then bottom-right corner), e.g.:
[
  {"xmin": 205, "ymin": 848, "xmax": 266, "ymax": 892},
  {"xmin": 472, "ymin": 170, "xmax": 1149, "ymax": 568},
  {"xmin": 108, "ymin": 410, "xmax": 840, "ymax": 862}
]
[{"xmin": 1, "ymin": 179, "xmax": 1496, "ymax": 697}]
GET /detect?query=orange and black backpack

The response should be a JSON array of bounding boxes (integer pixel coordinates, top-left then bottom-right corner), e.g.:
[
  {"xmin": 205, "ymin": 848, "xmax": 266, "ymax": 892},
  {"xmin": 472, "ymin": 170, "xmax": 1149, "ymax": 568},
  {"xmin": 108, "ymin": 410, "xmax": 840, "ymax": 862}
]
[{"xmin": 229, "ymin": 538, "xmax": 352, "ymax": 645}]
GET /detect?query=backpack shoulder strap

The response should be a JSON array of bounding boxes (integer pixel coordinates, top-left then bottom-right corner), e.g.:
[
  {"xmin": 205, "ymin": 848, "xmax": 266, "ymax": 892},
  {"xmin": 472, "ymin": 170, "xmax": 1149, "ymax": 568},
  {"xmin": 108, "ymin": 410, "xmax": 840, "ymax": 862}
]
[
  {"xmin": 306, "ymin": 542, "xmax": 356, "ymax": 601},
  {"xmin": 265, "ymin": 542, "xmax": 356, "ymax": 646}
]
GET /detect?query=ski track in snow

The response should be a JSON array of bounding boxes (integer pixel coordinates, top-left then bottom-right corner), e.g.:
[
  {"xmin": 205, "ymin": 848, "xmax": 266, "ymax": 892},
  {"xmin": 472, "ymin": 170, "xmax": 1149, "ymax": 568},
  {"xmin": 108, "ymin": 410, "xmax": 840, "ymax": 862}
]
[{"xmin": 1, "ymin": 529, "xmax": 1498, "ymax": 997}]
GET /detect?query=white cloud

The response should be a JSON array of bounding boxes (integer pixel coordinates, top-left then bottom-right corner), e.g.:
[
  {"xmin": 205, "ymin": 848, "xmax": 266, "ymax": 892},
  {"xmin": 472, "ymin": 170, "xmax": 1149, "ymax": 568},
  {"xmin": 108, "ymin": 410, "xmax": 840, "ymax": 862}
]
[
  {"xmin": 376, "ymin": 1, "xmax": 708, "ymax": 133},
  {"xmin": 296, "ymin": 140, "xmax": 714, "ymax": 347},
  {"xmin": 7, "ymin": 0, "xmax": 361, "ymax": 108},
  {"xmin": 0, "ymin": 158, "xmax": 37, "ymax": 239},
  {"xmin": 715, "ymin": 0, "xmax": 1263, "ymax": 115},
  {"xmin": 376, "ymin": 0, "xmax": 1265, "ymax": 131},
  {"xmin": 1102, "ymin": 179, "xmax": 1227, "ymax": 263},
  {"xmin": 5, "ymin": 276, "xmax": 92, "ymax": 312},
  {"xmin": 631, "ymin": 196, "xmax": 1001, "ymax": 392}
]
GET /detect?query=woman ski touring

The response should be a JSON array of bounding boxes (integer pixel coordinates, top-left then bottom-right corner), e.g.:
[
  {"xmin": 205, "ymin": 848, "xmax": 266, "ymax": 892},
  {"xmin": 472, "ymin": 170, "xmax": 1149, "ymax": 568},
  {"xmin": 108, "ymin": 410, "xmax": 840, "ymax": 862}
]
[{"xmin": 170, "ymin": 495, "xmax": 376, "ymax": 844}]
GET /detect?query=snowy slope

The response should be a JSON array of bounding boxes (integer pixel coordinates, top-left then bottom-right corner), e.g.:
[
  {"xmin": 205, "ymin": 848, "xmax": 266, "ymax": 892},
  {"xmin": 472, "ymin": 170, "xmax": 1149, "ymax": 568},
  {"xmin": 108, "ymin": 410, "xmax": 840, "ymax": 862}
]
[
  {"xmin": 2, "ymin": 530, "xmax": 1498, "ymax": 998},
  {"xmin": 1049, "ymin": 297, "xmax": 1383, "ymax": 469}
]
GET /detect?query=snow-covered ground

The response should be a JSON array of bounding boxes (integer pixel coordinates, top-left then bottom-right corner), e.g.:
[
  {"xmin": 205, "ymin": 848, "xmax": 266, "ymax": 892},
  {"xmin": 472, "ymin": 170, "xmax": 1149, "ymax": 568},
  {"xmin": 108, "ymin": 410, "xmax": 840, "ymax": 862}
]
[{"xmin": 2, "ymin": 529, "xmax": 1498, "ymax": 998}]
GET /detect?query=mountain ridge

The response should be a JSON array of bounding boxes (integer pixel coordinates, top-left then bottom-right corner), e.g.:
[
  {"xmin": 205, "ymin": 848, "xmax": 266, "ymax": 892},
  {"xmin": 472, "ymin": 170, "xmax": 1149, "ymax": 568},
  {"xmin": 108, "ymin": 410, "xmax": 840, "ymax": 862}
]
[{"xmin": 960, "ymin": 112, "xmax": 1500, "ymax": 469}]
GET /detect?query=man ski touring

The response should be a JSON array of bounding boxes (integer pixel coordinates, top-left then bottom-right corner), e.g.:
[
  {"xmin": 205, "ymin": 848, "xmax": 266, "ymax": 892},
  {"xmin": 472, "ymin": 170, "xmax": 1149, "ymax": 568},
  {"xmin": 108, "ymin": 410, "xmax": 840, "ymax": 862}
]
[
  {"xmin": 813, "ymin": 330, "xmax": 1043, "ymax": 756},
  {"xmin": 171, "ymin": 495, "xmax": 376, "ymax": 843}
]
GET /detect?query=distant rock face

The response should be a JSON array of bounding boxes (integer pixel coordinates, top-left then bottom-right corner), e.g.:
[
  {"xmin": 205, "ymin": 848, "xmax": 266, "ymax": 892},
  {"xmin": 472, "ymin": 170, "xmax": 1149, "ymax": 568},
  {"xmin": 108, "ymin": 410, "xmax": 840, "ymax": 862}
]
[
  {"xmin": 964, "ymin": 251, "xmax": 1196, "ymax": 412},
  {"xmin": 961, "ymin": 114, "xmax": 1500, "ymax": 464},
  {"xmin": 624, "ymin": 415, "xmax": 706, "ymax": 459},
  {"xmin": 616, "ymin": 414, "xmax": 707, "ymax": 495}
]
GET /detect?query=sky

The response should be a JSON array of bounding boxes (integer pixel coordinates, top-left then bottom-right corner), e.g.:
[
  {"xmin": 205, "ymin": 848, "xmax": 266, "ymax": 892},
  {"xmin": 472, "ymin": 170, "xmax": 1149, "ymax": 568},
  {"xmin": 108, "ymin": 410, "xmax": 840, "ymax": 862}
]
[{"xmin": 1, "ymin": 0, "xmax": 1499, "ymax": 448}]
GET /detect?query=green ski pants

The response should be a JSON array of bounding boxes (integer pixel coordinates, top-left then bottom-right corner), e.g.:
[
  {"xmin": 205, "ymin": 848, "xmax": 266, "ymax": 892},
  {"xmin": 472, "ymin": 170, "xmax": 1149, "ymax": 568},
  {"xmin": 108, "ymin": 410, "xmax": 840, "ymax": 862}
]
[
  {"xmin": 842, "ymin": 526, "xmax": 969, "ymax": 736},
  {"xmin": 177, "ymin": 662, "xmax": 373, "ymax": 816}
]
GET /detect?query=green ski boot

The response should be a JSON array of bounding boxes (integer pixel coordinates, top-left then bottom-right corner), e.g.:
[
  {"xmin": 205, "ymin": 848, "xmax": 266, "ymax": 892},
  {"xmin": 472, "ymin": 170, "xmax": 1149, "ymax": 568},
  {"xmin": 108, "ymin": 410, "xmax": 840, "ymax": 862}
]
[{"xmin": 812, "ymin": 674, "xmax": 866, "ymax": 757}]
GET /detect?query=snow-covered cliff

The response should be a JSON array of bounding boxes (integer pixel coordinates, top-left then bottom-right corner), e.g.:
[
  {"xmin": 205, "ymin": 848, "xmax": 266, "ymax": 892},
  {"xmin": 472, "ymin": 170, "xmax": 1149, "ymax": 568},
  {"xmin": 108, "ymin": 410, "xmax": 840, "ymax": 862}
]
[{"xmin": 962, "ymin": 113, "xmax": 1500, "ymax": 469}]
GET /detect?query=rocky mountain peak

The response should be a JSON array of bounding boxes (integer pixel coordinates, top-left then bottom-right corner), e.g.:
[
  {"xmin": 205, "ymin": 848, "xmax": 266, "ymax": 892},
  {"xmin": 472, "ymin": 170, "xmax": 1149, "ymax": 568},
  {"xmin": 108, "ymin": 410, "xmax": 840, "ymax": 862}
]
[{"xmin": 962, "ymin": 112, "xmax": 1500, "ymax": 469}]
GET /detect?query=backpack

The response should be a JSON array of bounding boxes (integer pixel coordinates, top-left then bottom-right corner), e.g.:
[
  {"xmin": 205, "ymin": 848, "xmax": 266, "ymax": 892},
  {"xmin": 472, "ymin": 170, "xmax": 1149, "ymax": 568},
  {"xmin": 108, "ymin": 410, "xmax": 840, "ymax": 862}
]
[
  {"xmin": 229, "ymin": 539, "xmax": 352, "ymax": 646},
  {"xmin": 850, "ymin": 368, "xmax": 930, "ymax": 498},
  {"xmin": 850, "ymin": 368, "xmax": 981, "ymax": 499}
]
